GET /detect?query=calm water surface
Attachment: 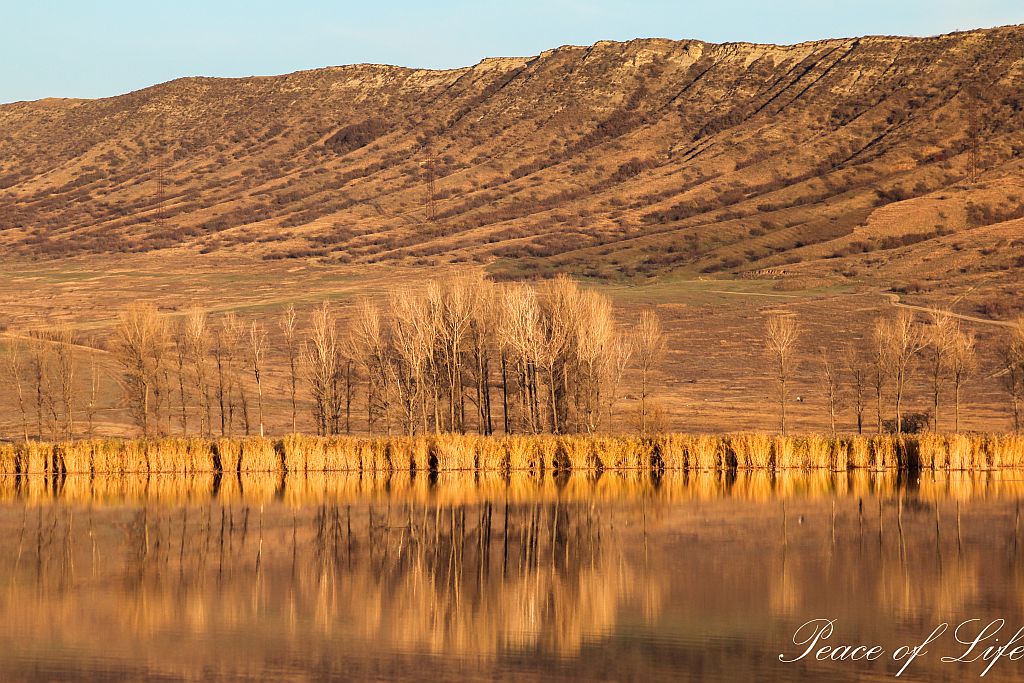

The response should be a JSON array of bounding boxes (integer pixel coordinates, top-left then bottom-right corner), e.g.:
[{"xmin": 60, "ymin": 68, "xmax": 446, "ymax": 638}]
[{"xmin": 2, "ymin": 469, "xmax": 1024, "ymax": 682}]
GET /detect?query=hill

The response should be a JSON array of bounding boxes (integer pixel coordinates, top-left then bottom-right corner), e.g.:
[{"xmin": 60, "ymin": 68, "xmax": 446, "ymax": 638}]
[{"xmin": 1, "ymin": 26, "xmax": 1022, "ymax": 316}]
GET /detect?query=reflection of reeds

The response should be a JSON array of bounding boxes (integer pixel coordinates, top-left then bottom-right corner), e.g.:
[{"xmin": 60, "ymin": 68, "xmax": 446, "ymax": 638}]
[
  {"xmin": 9, "ymin": 466, "xmax": 1024, "ymax": 508},
  {"xmin": 2, "ymin": 433, "xmax": 1023, "ymax": 476}
]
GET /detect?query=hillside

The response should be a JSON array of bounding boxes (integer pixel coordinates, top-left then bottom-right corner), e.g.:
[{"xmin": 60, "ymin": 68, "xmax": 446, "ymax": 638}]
[{"xmin": 1, "ymin": 26, "xmax": 1023, "ymax": 317}]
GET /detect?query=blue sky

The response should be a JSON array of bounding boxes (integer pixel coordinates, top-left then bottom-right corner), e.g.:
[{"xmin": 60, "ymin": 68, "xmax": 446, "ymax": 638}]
[{"xmin": 2, "ymin": 1, "xmax": 1021, "ymax": 103}]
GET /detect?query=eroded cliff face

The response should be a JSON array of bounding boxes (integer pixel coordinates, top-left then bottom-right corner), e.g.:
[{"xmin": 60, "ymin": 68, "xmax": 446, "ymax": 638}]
[{"xmin": 0, "ymin": 26, "xmax": 1022, "ymax": 286}]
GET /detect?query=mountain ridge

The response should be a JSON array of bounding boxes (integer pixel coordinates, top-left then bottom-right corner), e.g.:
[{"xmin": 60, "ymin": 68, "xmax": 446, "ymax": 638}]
[{"xmin": 1, "ymin": 25, "xmax": 1022, "ymax": 319}]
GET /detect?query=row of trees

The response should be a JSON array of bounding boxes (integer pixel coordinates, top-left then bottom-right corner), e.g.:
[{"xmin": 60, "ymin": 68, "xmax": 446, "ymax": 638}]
[
  {"xmin": 2, "ymin": 327, "xmax": 101, "ymax": 442},
  {"xmin": 765, "ymin": 308, "xmax": 1024, "ymax": 435},
  {"xmin": 291, "ymin": 274, "xmax": 667, "ymax": 437},
  {"xmin": 5, "ymin": 279, "xmax": 1024, "ymax": 441},
  {"xmin": 1, "ymin": 275, "xmax": 668, "ymax": 441}
]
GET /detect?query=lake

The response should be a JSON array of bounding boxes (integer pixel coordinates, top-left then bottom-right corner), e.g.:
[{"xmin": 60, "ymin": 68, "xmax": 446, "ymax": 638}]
[{"xmin": 1, "ymin": 469, "xmax": 1023, "ymax": 681}]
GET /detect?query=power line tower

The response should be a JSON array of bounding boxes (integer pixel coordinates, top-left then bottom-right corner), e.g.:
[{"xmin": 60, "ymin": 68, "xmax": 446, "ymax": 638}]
[{"xmin": 423, "ymin": 154, "xmax": 437, "ymax": 223}]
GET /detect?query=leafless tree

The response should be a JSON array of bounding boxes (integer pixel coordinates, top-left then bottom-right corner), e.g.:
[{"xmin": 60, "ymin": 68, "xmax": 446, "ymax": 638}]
[
  {"xmin": 877, "ymin": 310, "xmax": 927, "ymax": 434},
  {"xmin": 225, "ymin": 315, "xmax": 250, "ymax": 436},
  {"xmin": 607, "ymin": 331, "xmax": 633, "ymax": 430},
  {"xmin": 390, "ymin": 288, "xmax": 433, "ymax": 435},
  {"xmin": 926, "ymin": 312, "xmax": 957, "ymax": 432},
  {"xmin": 27, "ymin": 331, "xmax": 56, "ymax": 440},
  {"xmin": 466, "ymin": 277, "xmax": 498, "ymax": 435},
  {"xmin": 302, "ymin": 301, "xmax": 342, "ymax": 435},
  {"xmin": 213, "ymin": 314, "xmax": 246, "ymax": 436},
  {"xmin": 85, "ymin": 351, "xmax": 100, "ymax": 439},
  {"xmin": 184, "ymin": 308, "xmax": 211, "ymax": 436},
  {"xmin": 52, "ymin": 325, "xmax": 76, "ymax": 439},
  {"xmin": 634, "ymin": 309, "xmax": 666, "ymax": 435},
  {"xmin": 500, "ymin": 283, "xmax": 543, "ymax": 433},
  {"xmin": 437, "ymin": 277, "xmax": 474, "ymax": 432},
  {"xmin": 172, "ymin": 319, "xmax": 189, "ymax": 434},
  {"xmin": 1002, "ymin": 319, "xmax": 1024, "ymax": 432},
  {"xmin": 248, "ymin": 321, "xmax": 268, "ymax": 436},
  {"xmin": 870, "ymin": 319, "xmax": 889, "ymax": 434},
  {"xmin": 2, "ymin": 341, "xmax": 30, "ymax": 442},
  {"xmin": 764, "ymin": 313, "xmax": 800, "ymax": 435},
  {"xmin": 114, "ymin": 304, "xmax": 168, "ymax": 436},
  {"xmin": 948, "ymin": 322, "xmax": 977, "ymax": 432},
  {"xmin": 351, "ymin": 298, "xmax": 392, "ymax": 434},
  {"xmin": 843, "ymin": 342, "xmax": 867, "ymax": 434},
  {"xmin": 818, "ymin": 347, "xmax": 841, "ymax": 435},
  {"xmin": 279, "ymin": 304, "xmax": 299, "ymax": 433},
  {"xmin": 574, "ymin": 290, "xmax": 615, "ymax": 433}
]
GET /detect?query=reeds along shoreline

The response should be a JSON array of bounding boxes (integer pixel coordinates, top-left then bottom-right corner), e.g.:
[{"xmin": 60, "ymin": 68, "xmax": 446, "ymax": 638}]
[{"xmin": 2, "ymin": 432, "xmax": 1024, "ymax": 476}]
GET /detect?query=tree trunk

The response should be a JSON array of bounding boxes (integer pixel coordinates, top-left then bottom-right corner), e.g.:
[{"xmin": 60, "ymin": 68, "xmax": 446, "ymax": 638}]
[
  {"xmin": 548, "ymin": 367, "xmax": 559, "ymax": 435},
  {"xmin": 483, "ymin": 356, "xmax": 493, "ymax": 436},
  {"xmin": 954, "ymin": 381, "xmax": 961, "ymax": 432},
  {"xmin": 780, "ymin": 376, "xmax": 787, "ymax": 436},
  {"xmin": 289, "ymin": 354, "xmax": 297, "ymax": 434},
  {"xmin": 640, "ymin": 370, "xmax": 648, "ymax": 435},
  {"xmin": 876, "ymin": 386, "xmax": 883, "ymax": 434},
  {"xmin": 255, "ymin": 368, "xmax": 264, "ymax": 437},
  {"xmin": 501, "ymin": 354, "xmax": 510, "ymax": 435},
  {"xmin": 894, "ymin": 376, "xmax": 903, "ymax": 435}
]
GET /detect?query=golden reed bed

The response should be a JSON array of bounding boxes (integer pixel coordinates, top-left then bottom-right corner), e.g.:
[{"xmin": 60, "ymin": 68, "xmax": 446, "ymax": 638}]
[{"xmin": 1, "ymin": 432, "xmax": 1023, "ymax": 476}]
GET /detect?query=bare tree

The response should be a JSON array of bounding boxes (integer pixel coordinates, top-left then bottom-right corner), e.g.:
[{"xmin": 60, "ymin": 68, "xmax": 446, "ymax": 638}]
[
  {"xmin": 390, "ymin": 288, "xmax": 432, "ymax": 435},
  {"xmin": 114, "ymin": 304, "xmax": 168, "ymax": 436},
  {"xmin": 27, "ymin": 332, "xmax": 55, "ymax": 440},
  {"xmin": 870, "ymin": 319, "xmax": 889, "ymax": 434},
  {"xmin": 1002, "ymin": 319, "xmax": 1024, "ymax": 432},
  {"xmin": 606, "ymin": 331, "xmax": 633, "ymax": 430},
  {"xmin": 948, "ymin": 322, "xmax": 977, "ymax": 432},
  {"xmin": 279, "ymin": 304, "xmax": 299, "ymax": 433},
  {"xmin": 85, "ymin": 351, "xmax": 100, "ymax": 438},
  {"xmin": 500, "ymin": 283, "xmax": 543, "ymax": 433},
  {"xmin": 818, "ymin": 347, "xmax": 840, "ymax": 435},
  {"xmin": 351, "ymin": 298, "xmax": 391, "ymax": 434},
  {"xmin": 303, "ymin": 301, "xmax": 341, "ymax": 435},
  {"xmin": 878, "ymin": 310, "xmax": 927, "ymax": 434},
  {"xmin": 212, "ymin": 314, "xmax": 245, "ymax": 436},
  {"xmin": 248, "ymin": 321, "xmax": 268, "ymax": 436},
  {"xmin": 172, "ymin": 319, "xmax": 189, "ymax": 434},
  {"xmin": 2, "ymin": 341, "xmax": 30, "ymax": 442},
  {"xmin": 184, "ymin": 308, "xmax": 211, "ymax": 436},
  {"xmin": 225, "ymin": 315, "xmax": 250, "ymax": 436},
  {"xmin": 466, "ymin": 277, "xmax": 498, "ymax": 435},
  {"xmin": 437, "ymin": 277, "xmax": 474, "ymax": 433},
  {"xmin": 634, "ymin": 309, "xmax": 666, "ymax": 435},
  {"xmin": 926, "ymin": 312, "xmax": 956, "ymax": 431},
  {"xmin": 843, "ymin": 342, "xmax": 867, "ymax": 434},
  {"xmin": 574, "ymin": 289, "xmax": 615, "ymax": 433},
  {"xmin": 764, "ymin": 313, "xmax": 800, "ymax": 435},
  {"xmin": 52, "ymin": 325, "xmax": 76, "ymax": 439}
]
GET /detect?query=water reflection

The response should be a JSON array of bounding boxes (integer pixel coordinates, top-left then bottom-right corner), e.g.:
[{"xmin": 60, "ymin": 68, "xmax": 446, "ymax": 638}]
[
  {"xmin": 5, "ymin": 468, "xmax": 1024, "ymax": 507},
  {"xmin": 1, "ymin": 471, "xmax": 1024, "ymax": 681}
]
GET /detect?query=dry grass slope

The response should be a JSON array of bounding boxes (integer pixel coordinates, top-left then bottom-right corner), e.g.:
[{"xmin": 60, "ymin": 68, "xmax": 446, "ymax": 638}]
[{"xmin": 0, "ymin": 27, "xmax": 1022, "ymax": 301}]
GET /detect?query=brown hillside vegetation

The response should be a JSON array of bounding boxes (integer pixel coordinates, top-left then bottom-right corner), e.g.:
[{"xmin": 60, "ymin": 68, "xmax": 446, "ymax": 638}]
[{"xmin": 0, "ymin": 26, "xmax": 1022, "ymax": 296}]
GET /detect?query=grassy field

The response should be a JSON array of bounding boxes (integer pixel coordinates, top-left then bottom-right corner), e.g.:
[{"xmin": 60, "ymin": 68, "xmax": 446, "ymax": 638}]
[{"xmin": 0, "ymin": 254, "xmax": 1018, "ymax": 439}]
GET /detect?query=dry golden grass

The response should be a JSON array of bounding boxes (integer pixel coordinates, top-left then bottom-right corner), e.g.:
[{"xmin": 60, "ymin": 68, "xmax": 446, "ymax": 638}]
[{"xmin": 2, "ymin": 433, "xmax": 1023, "ymax": 478}]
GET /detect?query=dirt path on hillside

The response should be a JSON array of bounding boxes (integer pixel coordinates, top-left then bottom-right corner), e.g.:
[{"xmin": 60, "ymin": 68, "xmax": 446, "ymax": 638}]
[{"xmin": 884, "ymin": 293, "xmax": 1017, "ymax": 329}]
